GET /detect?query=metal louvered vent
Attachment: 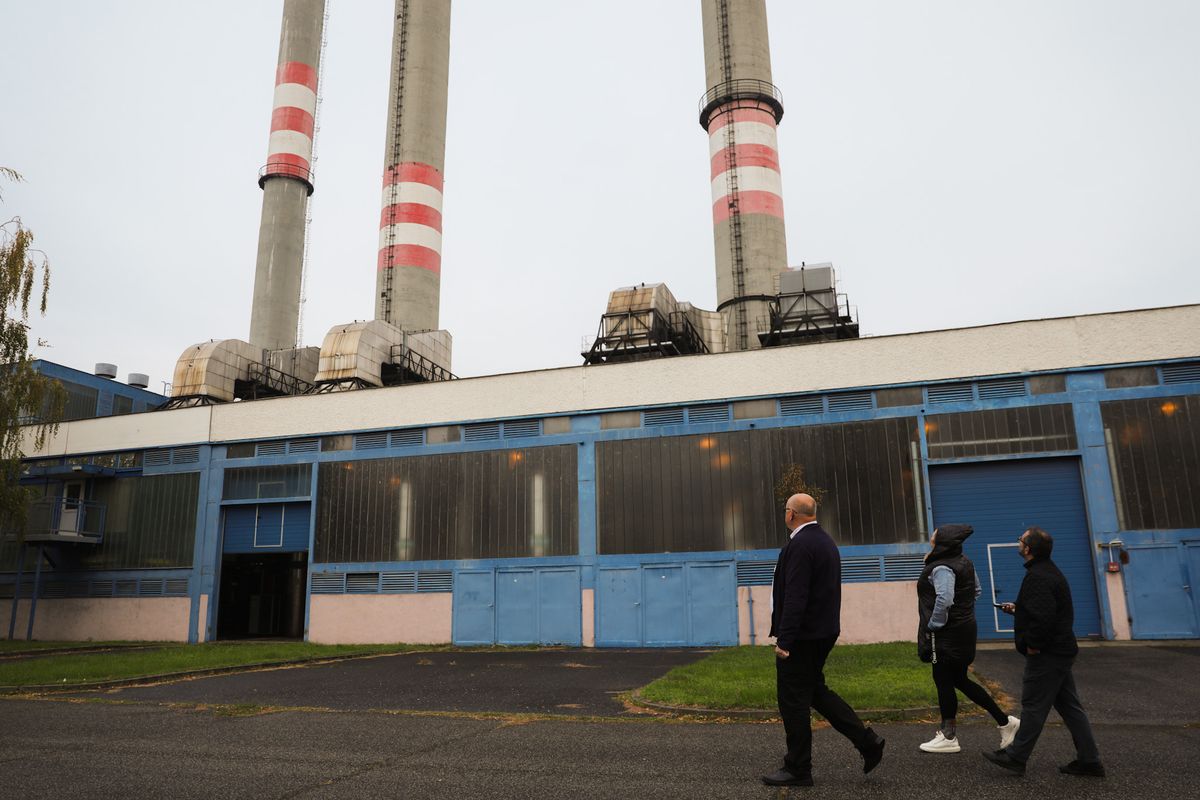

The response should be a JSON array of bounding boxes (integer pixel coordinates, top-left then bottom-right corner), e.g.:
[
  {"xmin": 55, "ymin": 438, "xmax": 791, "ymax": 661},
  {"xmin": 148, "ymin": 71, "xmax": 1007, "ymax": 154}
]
[
  {"xmin": 164, "ymin": 579, "xmax": 189, "ymax": 596},
  {"xmin": 842, "ymin": 558, "xmax": 883, "ymax": 582},
  {"xmin": 464, "ymin": 423, "xmax": 502, "ymax": 441},
  {"xmin": 882, "ymin": 554, "xmax": 926, "ymax": 581},
  {"xmin": 391, "ymin": 429, "xmax": 424, "ymax": 448},
  {"xmin": 288, "ymin": 439, "xmax": 320, "ymax": 454},
  {"xmin": 779, "ymin": 396, "xmax": 824, "ymax": 416},
  {"xmin": 828, "ymin": 392, "xmax": 874, "ymax": 412},
  {"xmin": 256, "ymin": 441, "xmax": 286, "ymax": 457},
  {"xmin": 644, "ymin": 407, "xmax": 686, "ymax": 427},
  {"xmin": 503, "ymin": 419, "xmax": 542, "ymax": 439},
  {"xmin": 66, "ymin": 581, "xmax": 89, "ymax": 598},
  {"xmin": 688, "ymin": 404, "xmax": 731, "ymax": 424},
  {"xmin": 115, "ymin": 579, "xmax": 138, "ymax": 597},
  {"xmin": 355, "ymin": 432, "xmax": 389, "ymax": 450},
  {"xmin": 736, "ymin": 561, "xmax": 775, "ymax": 586},
  {"xmin": 381, "ymin": 571, "xmax": 417, "ymax": 592},
  {"xmin": 310, "ymin": 573, "xmax": 346, "ymax": 594},
  {"xmin": 928, "ymin": 384, "xmax": 975, "ymax": 403},
  {"xmin": 91, "ymin": 580, "xmax": 114, "ymax": 597},
  {"xmin": 144, "ymin": 450, "xmax": 171, "ymax": 467},
  {"xmin": 172, "ymin": 447, "xmax": 200, "ymax": 465},
  {"xmin": 42, "ymin": 581, "xmax": 67, "ymax": 598},
  {"xmin": 977, "ymin": 379, "xmax": 1028, "ymax": 399},
  {"xmin": 345, "ymin": 572, "xmax": 380, "ymax": 593},
  {"xmin": 417, "ymin": 571, "xmax": 453, "ymax": 593},
  {"xmin": 1162, "ymin": 362, "xmax": 1200, "ymax": 384},
  {"xmin": 139, "ymin": 579, "xmax": 164, "ymax": 596}
]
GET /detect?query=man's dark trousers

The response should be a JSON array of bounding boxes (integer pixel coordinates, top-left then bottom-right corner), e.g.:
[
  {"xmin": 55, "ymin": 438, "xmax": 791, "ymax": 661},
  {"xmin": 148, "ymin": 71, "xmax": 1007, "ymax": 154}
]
[
  {"xmin": 777, "ymin": 636, "xmax": 872, "ymax": 775},
  {"xmin": 1005, "ymin": 653, "xmax": 1100, "ymax": 764}
]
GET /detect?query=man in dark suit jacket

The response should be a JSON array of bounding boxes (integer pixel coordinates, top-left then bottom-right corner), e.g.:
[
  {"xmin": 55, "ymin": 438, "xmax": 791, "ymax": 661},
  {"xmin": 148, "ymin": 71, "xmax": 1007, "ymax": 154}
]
[{"xmin": 762, "ymin": 494, "xmax": 886, "ymax": 787}]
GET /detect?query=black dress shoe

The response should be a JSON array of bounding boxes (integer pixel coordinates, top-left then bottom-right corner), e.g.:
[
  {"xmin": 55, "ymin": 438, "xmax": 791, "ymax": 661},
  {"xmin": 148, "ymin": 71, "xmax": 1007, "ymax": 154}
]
[
  {"xmin": 860, "ymin": 728, "xmax": 885, "ymax": 774},
  {"xmin": 982, "ymin": 749, "xmax": 1026, "ymax": 776},
  {"xmin": 761, "ymin": 769, "xmax": 814, "ymax": 787},
  {"xmin": 1059, "ymin": 760, "xmax": 1106, "ymax": 777}
]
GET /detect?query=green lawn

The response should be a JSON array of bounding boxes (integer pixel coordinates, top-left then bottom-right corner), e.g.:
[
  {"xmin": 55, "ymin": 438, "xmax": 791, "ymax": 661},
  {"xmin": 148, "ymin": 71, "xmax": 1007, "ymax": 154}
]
[
  {"xmin": 639, "ymin": 643, "xmax": 949, "ymax": 712},
  {"xmin": 0, "ymin": 642, "xmax": 432, "ymax": 688}
]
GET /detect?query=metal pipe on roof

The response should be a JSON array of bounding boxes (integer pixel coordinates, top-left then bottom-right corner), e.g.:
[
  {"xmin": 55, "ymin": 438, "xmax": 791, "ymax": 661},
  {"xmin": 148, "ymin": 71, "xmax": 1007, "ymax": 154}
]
[
  {"xmin": 699, "ymin": 0, "xmax": 788, "ymax": 352},
  {"xmin": 248, "ymin": 0, "xmax": 327, "ymax": 351},
  {"xmin": 375, "ymin": 0, "xmax": 452, "ymax": 333}
]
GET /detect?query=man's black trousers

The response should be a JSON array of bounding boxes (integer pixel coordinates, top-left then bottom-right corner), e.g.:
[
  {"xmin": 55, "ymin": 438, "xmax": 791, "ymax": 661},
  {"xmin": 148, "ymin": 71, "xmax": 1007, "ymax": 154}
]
[
  {"xmin": 776, "ymin": 636, "xmax": 872, "ymax": 776},
  {"xmin": 1005, "ymin": 652, "xmax": 1100, "ymax": 765}
]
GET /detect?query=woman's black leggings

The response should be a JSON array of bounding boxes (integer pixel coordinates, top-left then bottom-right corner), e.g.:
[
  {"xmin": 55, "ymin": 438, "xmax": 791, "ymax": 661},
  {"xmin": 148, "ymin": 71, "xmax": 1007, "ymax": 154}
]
[{"xmin": 931, "ymin": 657, "xmax": 1008, "ymax": 725}]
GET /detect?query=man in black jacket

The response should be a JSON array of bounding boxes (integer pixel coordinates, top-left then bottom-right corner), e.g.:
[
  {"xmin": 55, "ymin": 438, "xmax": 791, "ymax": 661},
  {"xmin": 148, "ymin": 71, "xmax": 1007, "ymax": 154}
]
[
  {"xmin": 982, "ymin": 526, "xmax": 1105, "ymax": 778},
  {"xmin": 761, "ymin": 493, "xmax": 885, "ymax": 787}
]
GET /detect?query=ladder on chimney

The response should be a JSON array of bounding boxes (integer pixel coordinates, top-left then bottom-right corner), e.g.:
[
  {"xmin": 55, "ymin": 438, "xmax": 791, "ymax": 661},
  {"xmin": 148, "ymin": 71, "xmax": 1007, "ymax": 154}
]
[
  {"xmin": 716, "ymin": 0, "xmax": 748, "ymax": 351},
  {"xmin": 381, "ymin": 0, "xmax": 411, "ymax": 326}
]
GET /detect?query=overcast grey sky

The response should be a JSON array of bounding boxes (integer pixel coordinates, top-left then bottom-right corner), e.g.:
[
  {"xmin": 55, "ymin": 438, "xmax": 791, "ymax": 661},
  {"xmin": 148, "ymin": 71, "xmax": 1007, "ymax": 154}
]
[{"xmin": 3, "ymin": 1, "xmax": 1198, "ymax": 389}]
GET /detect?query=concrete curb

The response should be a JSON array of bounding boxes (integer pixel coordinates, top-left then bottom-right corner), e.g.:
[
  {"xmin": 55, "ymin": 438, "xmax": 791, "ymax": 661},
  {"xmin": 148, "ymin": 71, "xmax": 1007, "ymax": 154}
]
[
  {"xmin": 627, "ymin": 691, "xmax": 939, "ymax": 721},
  {"xmin": 0, "ymin": 651, "xmax": 399, "ymax": 696}
]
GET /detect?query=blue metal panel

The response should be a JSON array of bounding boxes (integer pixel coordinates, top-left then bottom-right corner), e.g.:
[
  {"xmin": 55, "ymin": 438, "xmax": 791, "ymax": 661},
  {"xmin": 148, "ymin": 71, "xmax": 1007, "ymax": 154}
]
[
  {"xmin": 930, "ymin": 458, "xmax": 1101, "ymax": 640},
  {"xmin": 1188, "ymin": 544, "xmax": 1200, "ymax": 630},
  {"xmin": 596, "ymin": 567, "xmax": 641, "ymax": 646},
  {"xmin": 537, "ymin": 567, "xmax": 582, "ymax": 645},
  {"xmin": 221, "ymin": 503, "xmax": 310, "ymax": 554},
  {"xmin": 496, "ymin": 569, "xmax": 537, "ymax": 645},
  {"xmin": 643, "ymin": 564, "xmax": 686, "ymax": 646},
  {"xmin": 1123, "ymin": 544, "xmax": 1198, "ymax": 638},
  {"xmin": 687, "ymin": 562, "xmax": 736, "ymax": 645},
  {"xmin": 453, "ymin": 570, "xmax": 495, "ymax": 645}
]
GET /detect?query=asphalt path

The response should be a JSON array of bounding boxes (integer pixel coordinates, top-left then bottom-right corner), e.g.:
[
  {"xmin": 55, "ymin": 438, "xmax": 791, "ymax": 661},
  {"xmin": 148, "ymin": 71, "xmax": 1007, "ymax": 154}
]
[{"xmin": 2, "ymin": 644, "xmax": 1196, "ymax": 798}]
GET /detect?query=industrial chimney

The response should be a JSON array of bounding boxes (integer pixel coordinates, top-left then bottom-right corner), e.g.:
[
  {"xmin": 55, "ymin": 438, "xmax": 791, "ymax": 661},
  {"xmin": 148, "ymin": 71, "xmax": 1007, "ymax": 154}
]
[
  {"xmin": 248, "ymin": 0, "xmax": 327, "ymax": 351},
  {"xmin": 375, "ymin": 0, "xmax": 452, "ymax": 332},
  {"xmin": 699, "ymin": 0, "xmax": 787, "ymax": 352}
]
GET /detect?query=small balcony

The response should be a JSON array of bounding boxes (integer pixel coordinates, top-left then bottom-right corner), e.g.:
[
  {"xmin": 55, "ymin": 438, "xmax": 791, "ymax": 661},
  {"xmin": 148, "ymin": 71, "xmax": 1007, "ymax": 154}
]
[{"xmin": 18, "ymin": 498, "xmax": 106, "ymax": 545}]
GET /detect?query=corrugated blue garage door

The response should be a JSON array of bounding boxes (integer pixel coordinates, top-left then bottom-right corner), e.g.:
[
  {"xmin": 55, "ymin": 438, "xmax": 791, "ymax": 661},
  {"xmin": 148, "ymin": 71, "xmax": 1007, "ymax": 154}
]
[
  {"xmin": 453, "ymin": 567, "xmax": 582, "ymax": 646},
  {"xmin": 930, "ymin": 458, "xmax": 1101, "ymax": 640},
  {"xmin": 222, "ymin": 503, "xmax": 310, "ymax": 553},
  {"xmin": 596, "ymin": 562, "xmax": 736, "ymax": 647}
]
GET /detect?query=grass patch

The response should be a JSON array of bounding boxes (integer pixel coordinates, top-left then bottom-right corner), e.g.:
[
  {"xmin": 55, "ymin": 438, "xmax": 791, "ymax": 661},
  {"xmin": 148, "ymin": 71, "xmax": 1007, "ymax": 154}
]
[
  {"xmin": 639, "ymin": 643, "xmax": 940, "ymax": 711},
  {"xmin": 0, "ymin": 640, "xmax": 131, "ymax": 654},
  {"xmin": 0, "ymin": 641, "xmax": 432, "ymax": 688}
]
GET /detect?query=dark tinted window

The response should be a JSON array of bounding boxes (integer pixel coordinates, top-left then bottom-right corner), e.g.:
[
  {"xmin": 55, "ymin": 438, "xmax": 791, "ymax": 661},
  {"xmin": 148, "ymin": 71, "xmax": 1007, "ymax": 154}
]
[
  {"xmin": 1102, "ymin": 396, "xmax": 1200, "ymax": 530},
  {"xmin": 926, "ymin": 404, "xmax": 1076, "ymax": 459}
]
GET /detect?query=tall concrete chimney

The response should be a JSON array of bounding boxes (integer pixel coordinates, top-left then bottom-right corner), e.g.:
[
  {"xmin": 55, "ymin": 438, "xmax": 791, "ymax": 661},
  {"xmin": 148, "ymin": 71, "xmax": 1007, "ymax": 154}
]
[
  {"xmin": 699, "ymin": 0, "xmax": 787, "ymax": 352},
  {"xmin": 375, "ymin": 0, "xmax": 452, "ymax": 332},
  {"xmin": 248, "ymin": 0, "xmax": 326, "ymax": 351}
]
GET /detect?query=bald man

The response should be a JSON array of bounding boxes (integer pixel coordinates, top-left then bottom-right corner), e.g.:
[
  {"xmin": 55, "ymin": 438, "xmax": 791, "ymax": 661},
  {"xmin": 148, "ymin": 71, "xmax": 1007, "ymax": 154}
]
[{"xmin": 762, "ymin": 494, "xmax": 886, "ymax": 787}]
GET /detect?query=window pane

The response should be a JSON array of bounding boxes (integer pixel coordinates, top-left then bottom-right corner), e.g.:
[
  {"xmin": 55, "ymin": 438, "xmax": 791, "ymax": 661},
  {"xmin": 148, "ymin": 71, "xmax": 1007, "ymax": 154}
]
[{"xmin": 1102, "ymin": 396, "xmax": 1200, "ymax": 530}]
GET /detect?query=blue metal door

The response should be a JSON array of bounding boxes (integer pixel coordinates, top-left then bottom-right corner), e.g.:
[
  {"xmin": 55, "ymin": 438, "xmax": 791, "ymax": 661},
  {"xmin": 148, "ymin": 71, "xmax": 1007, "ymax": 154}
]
[
  {"xmin": 497, "ymin": 569, "xmax": 537, "ymax": 645},
  {"xmin": 688, "ymin": 562, "xmax": 737, "ymax": 645},
  {"xmin": 596, "ymin": 567, "xmax": 641, "ymax": 646},
  {"xmin": 453, "ymin": 570, "xmax": 495, "ymax": 645},
  {"xmin": 643, "ymin": 565, "xmax": 687, "ymax": 646},
  {"xmin": 537, "ymin": 567, "xmax": 582, "ymax": 645},
  {"xmin": 1124, "ymin": 544, "xmax": 1199, "ymax": 638},
  {"xmin": 930, "ymin": 458, "xmax": 1101, "ymax": 639}
]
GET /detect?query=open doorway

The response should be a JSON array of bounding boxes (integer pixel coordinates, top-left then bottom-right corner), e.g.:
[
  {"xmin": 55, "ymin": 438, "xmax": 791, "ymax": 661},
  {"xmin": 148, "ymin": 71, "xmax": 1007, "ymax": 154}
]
[{"xmin": 216, "ymin": 552, "xmax": 307, "ymax": 639}]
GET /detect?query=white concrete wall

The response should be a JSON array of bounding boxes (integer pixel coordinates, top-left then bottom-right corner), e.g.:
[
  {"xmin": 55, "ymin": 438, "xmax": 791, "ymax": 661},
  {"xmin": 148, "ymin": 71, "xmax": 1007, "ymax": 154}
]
[
  {"xmin": 23, "ymin": 305, "xmax": 1200, "ymax": 456},
  {"xmin": 308, "ymin": 593, "xmax": 452, "ymax": 644},
  {"xmin": 0, "ymin": 598, "xmax": 190, "ymax": 642}
]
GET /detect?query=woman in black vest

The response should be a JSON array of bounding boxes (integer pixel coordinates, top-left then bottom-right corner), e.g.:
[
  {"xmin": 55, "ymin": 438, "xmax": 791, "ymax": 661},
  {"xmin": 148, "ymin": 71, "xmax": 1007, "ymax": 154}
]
[{"xmin": 917, "ymin": 524, "xmax": 1020, "ymax": 753}]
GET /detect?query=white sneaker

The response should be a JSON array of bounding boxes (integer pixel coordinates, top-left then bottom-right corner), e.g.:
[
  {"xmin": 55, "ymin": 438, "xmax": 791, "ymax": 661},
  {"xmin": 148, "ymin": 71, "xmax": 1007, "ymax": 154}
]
[
  {"xmin": 919, "ymin": 731, "xmax": 961, "ymax": 753},
  {"xmin": 998, "ymin": 716, "xmax": 1021, "ymax": 749}
]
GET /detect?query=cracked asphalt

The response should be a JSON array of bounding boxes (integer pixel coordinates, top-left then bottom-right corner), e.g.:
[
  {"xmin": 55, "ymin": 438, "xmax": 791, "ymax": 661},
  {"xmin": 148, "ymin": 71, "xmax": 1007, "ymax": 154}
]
[{"xmin": 2, "ymin": 645, "xmax": 1196, "ymax": 798}]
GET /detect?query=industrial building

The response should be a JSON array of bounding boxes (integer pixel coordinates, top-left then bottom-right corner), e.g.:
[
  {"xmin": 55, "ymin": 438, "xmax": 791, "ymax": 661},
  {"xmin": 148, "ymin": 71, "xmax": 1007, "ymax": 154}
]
[{"xmin": 4, "ymin": 1, "xmax": 1199, "ymax": 645}]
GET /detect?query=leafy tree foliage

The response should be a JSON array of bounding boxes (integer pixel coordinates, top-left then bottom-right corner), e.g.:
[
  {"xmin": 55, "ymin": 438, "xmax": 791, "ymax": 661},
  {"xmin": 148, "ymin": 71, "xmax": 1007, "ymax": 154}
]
[{"xmin": 1, "ymin": 168, "xmax": 65, "ymax": 538}]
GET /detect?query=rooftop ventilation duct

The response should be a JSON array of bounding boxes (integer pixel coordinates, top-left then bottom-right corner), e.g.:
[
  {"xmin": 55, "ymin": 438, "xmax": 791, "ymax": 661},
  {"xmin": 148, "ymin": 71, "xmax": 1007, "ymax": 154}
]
[
  {"xmin": 94, "ymin": 363, "xmax": 117, "ymax": 379},
  {"xmin": 127, "ymin": 373, "xmax": 150, "ymax": 389}
]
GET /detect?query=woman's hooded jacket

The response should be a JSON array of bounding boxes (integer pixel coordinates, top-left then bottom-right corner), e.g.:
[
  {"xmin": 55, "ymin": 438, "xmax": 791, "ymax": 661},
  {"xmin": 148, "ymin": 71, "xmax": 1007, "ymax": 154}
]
[{"xmin": 916, "ymin": 523, "xmax": 980, "ymax": 664}]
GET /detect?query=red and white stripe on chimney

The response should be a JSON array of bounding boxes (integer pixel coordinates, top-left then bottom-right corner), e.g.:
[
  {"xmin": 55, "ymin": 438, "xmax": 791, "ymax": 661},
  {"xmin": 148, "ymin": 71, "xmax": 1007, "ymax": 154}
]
[
  {"xmin": 708, "ymin": 105, "xmax": 784, "ymax": 226},
  {"xmin": 263, "ymin": 60, "xmax": 319, "ymax": 186},
  {"xmin": 378, "ymin": 161, "xmax": 443, "ymax": 274}
]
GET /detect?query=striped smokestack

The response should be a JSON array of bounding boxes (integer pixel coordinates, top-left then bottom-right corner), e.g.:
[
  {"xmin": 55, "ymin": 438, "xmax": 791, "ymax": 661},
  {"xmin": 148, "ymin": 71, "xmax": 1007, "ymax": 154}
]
[
  {"xmin": 376, "ymin": 0, "xmax": 451, "ymax": 332},
  {"xmin": 700, "ymin": 0, "xmax": 787, "ymax": 352},
  {"xmin": 248, "ymin": 0, "xmax": 326, "ymax": 351}
]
